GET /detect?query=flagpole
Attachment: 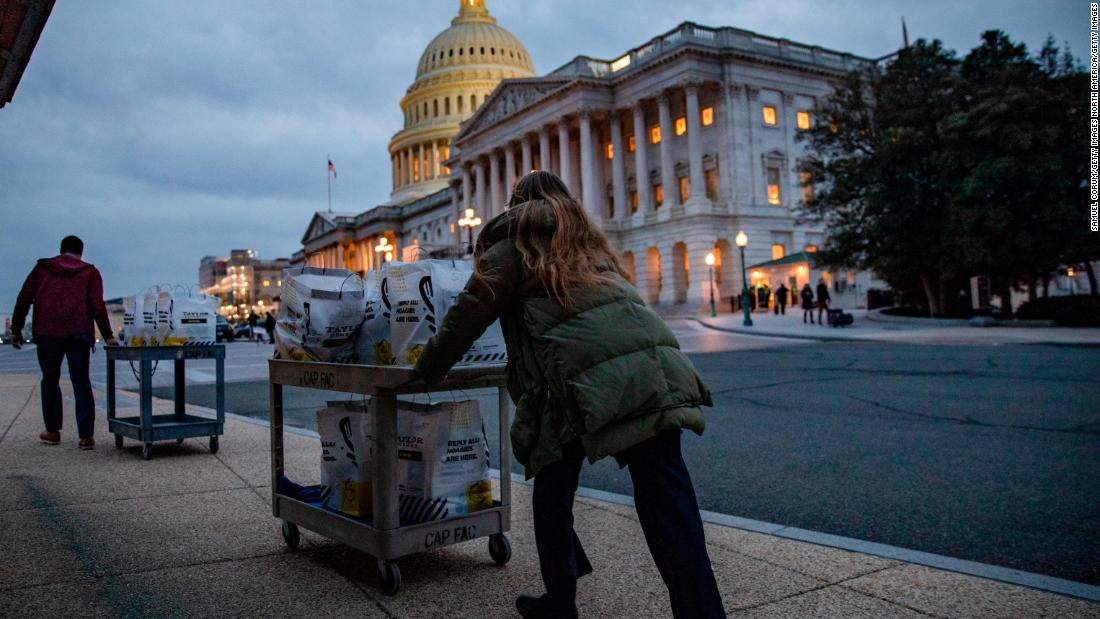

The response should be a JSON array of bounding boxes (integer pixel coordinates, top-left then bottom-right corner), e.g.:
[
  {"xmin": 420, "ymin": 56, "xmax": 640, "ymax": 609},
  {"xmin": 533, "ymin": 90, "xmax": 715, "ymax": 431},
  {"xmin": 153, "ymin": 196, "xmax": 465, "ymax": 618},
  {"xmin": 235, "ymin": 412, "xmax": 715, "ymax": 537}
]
[{"xmin": 327, "ymin": 154, "xmax": 332, "ymax": 213}]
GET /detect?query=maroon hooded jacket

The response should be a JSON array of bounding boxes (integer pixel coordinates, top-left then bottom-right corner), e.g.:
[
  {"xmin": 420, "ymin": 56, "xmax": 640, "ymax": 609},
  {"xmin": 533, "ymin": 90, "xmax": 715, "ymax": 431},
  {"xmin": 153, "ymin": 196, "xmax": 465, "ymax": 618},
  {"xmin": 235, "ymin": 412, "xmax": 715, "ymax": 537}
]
[{"xmin": 11, "ymin": 254, "xmax": 114, "ymax": 341}]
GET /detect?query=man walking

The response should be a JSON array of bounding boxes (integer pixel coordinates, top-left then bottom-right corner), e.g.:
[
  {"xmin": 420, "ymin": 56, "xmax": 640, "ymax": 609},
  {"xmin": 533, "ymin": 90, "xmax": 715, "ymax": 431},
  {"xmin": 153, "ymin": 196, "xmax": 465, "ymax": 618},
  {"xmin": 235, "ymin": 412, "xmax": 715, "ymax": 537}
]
[
  {"xmin": 775, "ymin": 282, "xmax": 788, "ymax": 315},
  {"xmin": 11, "ymin": 236, "xmax": 117, "ymax": 449},
  {"xmin": 816, "ymin": 278, "xmax": 831, "ymax": 326}
]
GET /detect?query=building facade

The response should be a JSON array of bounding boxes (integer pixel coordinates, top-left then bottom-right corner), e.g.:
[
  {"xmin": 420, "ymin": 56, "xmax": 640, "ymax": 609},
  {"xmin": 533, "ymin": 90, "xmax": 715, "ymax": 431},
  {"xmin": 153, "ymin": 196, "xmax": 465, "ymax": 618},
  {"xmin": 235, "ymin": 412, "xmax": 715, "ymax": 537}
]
[
  {"xmin": 199, "ymin": 250, "xmax": 290, "ymax": 321},
  {"xmin": 448, "ymin": 21, "xmax": 889, "ymax": 310},
  {"xmin": 300, "ymin": 5, "xmax": 891, "ymax": 311}
]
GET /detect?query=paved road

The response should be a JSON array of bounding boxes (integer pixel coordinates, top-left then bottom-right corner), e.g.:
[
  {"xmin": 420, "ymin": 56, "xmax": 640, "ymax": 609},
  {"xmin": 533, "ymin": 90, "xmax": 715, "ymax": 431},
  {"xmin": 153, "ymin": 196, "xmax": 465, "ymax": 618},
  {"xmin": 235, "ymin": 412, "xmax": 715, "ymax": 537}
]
[{"xmin": 3, "ymin": 325, "xmax": 1098, "ymax": 585}]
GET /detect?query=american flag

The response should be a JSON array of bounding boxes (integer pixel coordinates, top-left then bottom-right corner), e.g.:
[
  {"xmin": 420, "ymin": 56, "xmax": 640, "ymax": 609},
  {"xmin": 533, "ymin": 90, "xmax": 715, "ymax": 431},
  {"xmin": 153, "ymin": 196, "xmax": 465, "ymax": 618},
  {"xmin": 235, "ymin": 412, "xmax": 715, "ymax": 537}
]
[{"xmin": 328, "ymin": 159, "xmax": 337, "ymax": 178}]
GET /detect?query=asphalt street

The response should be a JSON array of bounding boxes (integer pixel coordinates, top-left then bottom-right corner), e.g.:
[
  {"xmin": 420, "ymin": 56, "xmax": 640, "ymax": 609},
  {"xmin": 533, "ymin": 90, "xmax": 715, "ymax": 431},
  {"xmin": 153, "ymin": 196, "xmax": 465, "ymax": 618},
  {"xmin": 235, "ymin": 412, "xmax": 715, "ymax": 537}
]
[{"xmin": 2, "ymin": 324, "xmax": 1097, "ymax": 585}]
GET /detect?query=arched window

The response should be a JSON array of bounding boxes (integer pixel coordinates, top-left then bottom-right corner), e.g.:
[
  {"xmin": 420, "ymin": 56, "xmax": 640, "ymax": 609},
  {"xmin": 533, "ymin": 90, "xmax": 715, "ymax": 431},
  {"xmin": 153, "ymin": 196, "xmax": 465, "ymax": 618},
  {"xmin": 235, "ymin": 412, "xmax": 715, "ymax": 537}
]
[
  {"xmin": 469, "ymin": 47, "xmax": 474, "ymax": 55},
  {"xmin": 490, "ymin": 47, "xmax": 495, "ymax": 55},
  {"xmin": 444, "ymin": 97, "xmax": 450, "ymax": 115},
  {"xmin": 433, "ymin": 99, "xmax": 438, "ymax": 117},
  {"xmin": 480, "ymin": 47, "xmax": 485, "ymax": 55},
  {"xmin": 458, "ymin": 48, "xmax": 463, "ymax": 56},
  {"xmin": 458, "ymin": 95, "xmax": 464, "ymax": 114},
  {"xmin": 449, "ymin": 48, "xmax": 454, "ymax": 57},
  {"xmin": 470, "ymin": 94, "xmax": 476, "ymax": 109}
]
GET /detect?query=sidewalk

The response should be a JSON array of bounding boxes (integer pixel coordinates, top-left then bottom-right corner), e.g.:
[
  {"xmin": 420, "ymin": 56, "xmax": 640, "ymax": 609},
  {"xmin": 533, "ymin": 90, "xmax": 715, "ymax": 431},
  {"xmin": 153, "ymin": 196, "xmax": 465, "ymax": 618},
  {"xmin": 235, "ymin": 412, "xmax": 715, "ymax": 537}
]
[
  {"xmin": 0, "ymin": 374, "xmax": 1096, "ymax": 618},
  {"xmin": 698, "ymin": 310, "xmax": 1100, "ymax": 346}
]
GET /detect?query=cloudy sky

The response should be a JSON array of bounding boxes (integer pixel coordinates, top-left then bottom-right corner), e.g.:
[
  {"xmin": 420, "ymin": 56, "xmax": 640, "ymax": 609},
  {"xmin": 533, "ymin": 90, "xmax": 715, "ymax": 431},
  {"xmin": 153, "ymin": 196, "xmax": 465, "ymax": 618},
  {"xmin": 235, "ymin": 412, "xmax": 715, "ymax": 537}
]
[{"xmin": 0, "ymin": 0, "xmax": 1081, "ymax": 313}]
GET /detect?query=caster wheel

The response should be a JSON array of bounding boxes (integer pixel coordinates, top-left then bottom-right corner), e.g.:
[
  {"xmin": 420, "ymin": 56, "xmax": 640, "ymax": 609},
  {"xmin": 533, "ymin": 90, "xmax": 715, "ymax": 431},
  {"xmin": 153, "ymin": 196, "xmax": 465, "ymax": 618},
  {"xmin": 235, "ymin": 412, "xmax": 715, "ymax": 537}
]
[
  {"xmin": 209, "ymin": 436, "xmax": 219, "ymax": 454},
  {"xmin": 142, "ymin": 443, "xmax": 152, "ymax": 460},
  {"xmin": 488, "ymin": 533, "xmax": 512, "ymax": 565},
  {"xmin": 114, "ymin": 434, "xmax": 123, "ymax": 449},
  {"xmin": 176, "ymin": 438, "xmax": 184, "ymax": 444},
  {"xmin": 281, "ymin": 521, "xmax": 300, "ymax": 550},
  {"xmin": 377, "ymin": 560, "xmax": 401, "ymax": 596}
]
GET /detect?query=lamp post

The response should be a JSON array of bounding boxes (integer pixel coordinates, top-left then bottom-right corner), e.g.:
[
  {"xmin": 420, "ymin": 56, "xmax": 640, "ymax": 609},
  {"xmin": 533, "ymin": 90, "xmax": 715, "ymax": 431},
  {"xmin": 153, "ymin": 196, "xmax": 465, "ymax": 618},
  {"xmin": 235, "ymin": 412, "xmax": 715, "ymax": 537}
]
[
  {"xmin": 705, "ymin": 252, "xmax": 717, "ymax": 317},
  {"xmin": 736, "ymin": 230, "xmax": 753, "ymax": 327},
  {"xmin": 374, "ymin": 237, "xmax": 393, "ymax": 265},
  {"xmin": 458, "ymin": 207, "xmax": 482, "ymax": 255}
]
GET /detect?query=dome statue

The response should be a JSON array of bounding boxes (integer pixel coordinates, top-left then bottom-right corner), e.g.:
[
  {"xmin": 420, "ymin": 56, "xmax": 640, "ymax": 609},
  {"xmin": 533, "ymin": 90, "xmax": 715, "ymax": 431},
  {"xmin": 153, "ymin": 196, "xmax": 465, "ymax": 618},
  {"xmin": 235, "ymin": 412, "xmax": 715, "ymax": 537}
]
[{"xmin": 387, "ymin": 0, "xmax": 535, "ymax": 205}]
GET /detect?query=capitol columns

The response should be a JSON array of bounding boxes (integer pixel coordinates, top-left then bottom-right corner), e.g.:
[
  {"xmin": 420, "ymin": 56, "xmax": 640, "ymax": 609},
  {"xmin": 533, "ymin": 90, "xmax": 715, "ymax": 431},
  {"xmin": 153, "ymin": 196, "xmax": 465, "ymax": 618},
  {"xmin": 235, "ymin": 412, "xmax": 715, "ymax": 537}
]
[
  {"xmin": 578, "ymin": 108, "xmax": 600, "ymax": 220},
  {"xmin": 431, "ymin": 140, "xmax": 440, "ymax": 179},
  {"xmin": 632, "ymin": 100, "xmax": 651, "ymax": 222},
  {"xmin": 489, "ymin": 148, "xmax": 502, "ymax": 219},
  {"xmin": 521, "ymin": 135, "xmax": 533, "ymax": 176},
  {"xmin": 461, "ymin": 164, "xmax": 473, "ymax": 219},
  {"xmin": 418, "ymin": 143, "xmax": 426, "ymax": 182},
  {"xmin": 684, "ymin": 80, "xmax": 709, "ymax": 212},
  {"xmin": 538, "ymin": 126, "xmax": 551, "ymax": 172},
  {"xmin": 558, "ymin": 118, "xmax": 573, "ymax": 192},
  {"xmin": 504, "ymin": 142, "xmax": 516, "ymax": 203},
  {"xmin": 407, "ymin": 146, "xmax": 415, "ymax": 185},
  {"xmin": 474, "ymin": 156, "xmax": 488, "ymax": 220},
  {"xmin": 657, "ymin": 91, "xmax": 679, "ymax": 215},
  {"xmin": 609, "ymin": 109, "xmax": 627, "ymax": 223}
]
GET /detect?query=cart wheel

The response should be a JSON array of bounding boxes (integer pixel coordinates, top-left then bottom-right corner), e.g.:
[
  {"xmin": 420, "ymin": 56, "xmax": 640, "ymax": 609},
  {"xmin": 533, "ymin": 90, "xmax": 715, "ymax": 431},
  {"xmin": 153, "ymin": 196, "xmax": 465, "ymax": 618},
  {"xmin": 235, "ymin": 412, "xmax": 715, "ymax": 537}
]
[
  {"xmin": 488, "ymin": 533, "xmax": 512, "ymax": 565},
  {"xmin": 114, "ymin": 434, "xmax": 123, "ymax": 449},
  {"xmin": 176, "ymin": 438, "xmax": 184, "ymax": 444},
  {"xmin": 142, "ymin": 443, "xmax": 152, "ymax": 460},
  {"xmin": 280, "ymin": 521, "xmax": 300, "ymax": 550},
  {"xmin": 377, "ymin": 560, "xmax": 401, "ymax": 596},
  {"xmin": 209, "ymin": 436, "xmax": 219, "ymax": 454}
]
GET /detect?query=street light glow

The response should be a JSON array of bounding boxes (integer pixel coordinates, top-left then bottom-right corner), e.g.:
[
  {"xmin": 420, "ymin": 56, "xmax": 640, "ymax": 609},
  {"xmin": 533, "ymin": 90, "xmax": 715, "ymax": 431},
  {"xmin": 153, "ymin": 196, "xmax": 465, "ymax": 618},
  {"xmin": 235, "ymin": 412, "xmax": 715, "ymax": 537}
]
[
  {"xmin": 736, "ymin": 230, "xmax": 748, "ymax": 248},
  {"xmin": 705, "ymin": 252, "xmax": 716, "ymax": 266}
]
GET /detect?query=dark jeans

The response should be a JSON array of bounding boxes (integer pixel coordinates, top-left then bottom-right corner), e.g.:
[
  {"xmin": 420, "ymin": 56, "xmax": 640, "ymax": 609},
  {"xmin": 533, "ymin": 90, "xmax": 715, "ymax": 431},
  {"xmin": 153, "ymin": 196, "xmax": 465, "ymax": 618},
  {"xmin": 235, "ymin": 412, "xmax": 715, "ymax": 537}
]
[
  {"xmin": 35, "ymin": 336, "xmax": 95, "ymax": 438},
  {"xmin": 532, "ymin": 430, "xmax": 726, "ymax": 618}
]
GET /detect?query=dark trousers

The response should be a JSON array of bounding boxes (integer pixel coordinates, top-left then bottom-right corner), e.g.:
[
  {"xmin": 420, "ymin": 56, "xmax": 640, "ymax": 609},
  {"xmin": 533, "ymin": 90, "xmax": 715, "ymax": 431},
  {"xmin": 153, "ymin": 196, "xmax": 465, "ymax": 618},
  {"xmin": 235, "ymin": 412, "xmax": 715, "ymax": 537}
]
[
  {"xmin": 35, "ymin": 336, "xmax": 95, "ymax": 438},
  {"xmin": 532, "ymin": 430, "xmax": 726, "ymax": 618}
]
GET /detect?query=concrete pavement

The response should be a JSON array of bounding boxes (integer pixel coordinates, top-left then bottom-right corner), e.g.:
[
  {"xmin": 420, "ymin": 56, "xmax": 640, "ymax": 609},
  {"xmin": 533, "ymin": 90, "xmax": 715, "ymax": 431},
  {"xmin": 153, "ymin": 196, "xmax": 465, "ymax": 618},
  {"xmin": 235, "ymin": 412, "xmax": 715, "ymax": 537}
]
[
  {"xmin": 0, "ymin": 374, "xmax": 1097, "ymax": 617},
  {"xmin": 698, "ymin": 310, "xmax": 1100, "ymax": 346}
]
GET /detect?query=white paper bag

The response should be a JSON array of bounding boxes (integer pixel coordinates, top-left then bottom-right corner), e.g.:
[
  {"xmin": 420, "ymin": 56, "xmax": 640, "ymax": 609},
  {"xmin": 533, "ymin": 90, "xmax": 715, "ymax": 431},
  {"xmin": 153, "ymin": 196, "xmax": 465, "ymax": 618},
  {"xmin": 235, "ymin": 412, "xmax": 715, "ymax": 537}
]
[
  {"xmin": 392, "ymin": 399, "xmax": 492, "ymax": 524},
  {"xmin": 140, "ymin": 288, "xmax": 160, "ymax": 346},
  {"xmin": 317, "ymin": 401, "xmax": 372, "ymax": 518},
  {"xmin": 156, "ymin": 288, "xmax": 218, "ymax": 346},
  {"xmin": 122, "ymin": 294, "xmax": 146, "ymax": 346},
  {"xmin": 356, "ymin": 270, "xmax": 393, "ymax": 365},
  {"xmin": 275, "ymin": 267, "xmax": 364, "ymax": 363}
]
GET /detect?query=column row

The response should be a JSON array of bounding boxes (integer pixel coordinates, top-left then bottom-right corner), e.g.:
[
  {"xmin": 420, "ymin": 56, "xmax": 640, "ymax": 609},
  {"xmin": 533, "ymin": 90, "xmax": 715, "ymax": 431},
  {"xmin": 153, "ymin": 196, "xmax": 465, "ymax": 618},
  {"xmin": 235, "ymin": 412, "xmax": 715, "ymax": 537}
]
[{"xmin": 392, "ymin": 139, "xmax": 451, "ymax": 190}]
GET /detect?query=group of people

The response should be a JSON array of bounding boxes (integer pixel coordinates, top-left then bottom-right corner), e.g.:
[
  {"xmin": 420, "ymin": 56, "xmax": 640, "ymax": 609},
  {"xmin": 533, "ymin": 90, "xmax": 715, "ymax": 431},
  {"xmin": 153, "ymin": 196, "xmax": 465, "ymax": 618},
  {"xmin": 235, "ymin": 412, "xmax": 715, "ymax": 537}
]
[
  {"xmin": 242, "ymin": 310, "xmax": 276, "ymax": 343},
  {"xmin": 16, "ymin": 173, "xmax": 727, "ymax": 617},
  {"xmin": 753, "ymin": 279, "xmax": 833, "ymax": 326}
]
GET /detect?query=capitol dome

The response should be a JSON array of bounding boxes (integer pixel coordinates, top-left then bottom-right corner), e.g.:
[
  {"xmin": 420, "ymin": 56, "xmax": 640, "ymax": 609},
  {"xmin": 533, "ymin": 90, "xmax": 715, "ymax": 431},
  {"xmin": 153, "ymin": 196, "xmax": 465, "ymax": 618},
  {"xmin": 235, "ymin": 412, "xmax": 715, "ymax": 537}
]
[{"xmin": 387, "ymin": 0, "xmax": 535, "ymax": 205}]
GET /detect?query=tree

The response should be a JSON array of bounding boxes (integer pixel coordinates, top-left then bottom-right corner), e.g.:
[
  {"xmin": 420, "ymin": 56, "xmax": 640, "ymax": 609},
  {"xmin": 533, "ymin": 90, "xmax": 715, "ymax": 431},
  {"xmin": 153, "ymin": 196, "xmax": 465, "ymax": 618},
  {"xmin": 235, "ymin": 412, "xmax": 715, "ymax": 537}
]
[{"xmin": 799, "ymin": 32, "xmax": 1097, "ymax": 316}]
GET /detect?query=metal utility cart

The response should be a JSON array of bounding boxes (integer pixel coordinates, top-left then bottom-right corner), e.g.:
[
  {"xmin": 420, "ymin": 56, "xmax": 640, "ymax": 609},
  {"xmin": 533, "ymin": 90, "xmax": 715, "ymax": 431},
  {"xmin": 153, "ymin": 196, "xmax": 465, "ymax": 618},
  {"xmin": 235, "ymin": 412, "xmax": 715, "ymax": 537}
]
[
  {"xmin": 106, "ymin": 345, "xmax": 226, "ymax": 460},
  {"xmin": 269, "ymin": 360, "xmax": 512, "ymax": 596}
]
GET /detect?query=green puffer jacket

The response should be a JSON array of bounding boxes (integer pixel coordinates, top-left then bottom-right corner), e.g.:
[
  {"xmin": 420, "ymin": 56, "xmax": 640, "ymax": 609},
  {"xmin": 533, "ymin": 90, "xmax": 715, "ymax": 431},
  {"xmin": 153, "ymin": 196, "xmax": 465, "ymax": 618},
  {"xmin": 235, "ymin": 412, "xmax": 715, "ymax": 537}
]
[{"xmin": 413, "ymin": 199, "xmax": 712, "ymax": 478}]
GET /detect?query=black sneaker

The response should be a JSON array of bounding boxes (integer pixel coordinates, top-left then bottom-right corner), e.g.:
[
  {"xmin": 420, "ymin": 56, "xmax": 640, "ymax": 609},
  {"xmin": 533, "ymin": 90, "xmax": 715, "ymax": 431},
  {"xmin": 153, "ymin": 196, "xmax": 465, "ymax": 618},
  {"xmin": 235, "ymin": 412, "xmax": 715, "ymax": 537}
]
[{"xmin": 516, "ymin": 594, "xmax": 578, "ymax": 619}]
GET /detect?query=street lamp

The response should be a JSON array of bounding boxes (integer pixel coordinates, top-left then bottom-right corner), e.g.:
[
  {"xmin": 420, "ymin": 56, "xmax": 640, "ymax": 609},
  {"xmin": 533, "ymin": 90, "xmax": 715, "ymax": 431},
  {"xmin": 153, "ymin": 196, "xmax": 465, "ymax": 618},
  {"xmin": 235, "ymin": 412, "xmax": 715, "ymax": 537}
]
[
  {"xmin": 735, "ymin": 230, "xmax": 753, "ymax": 327},
  {"xmin": 458, "ymin": 207, "xmax": 482, "ymax": 255},
  {"xmin": 705, "ymin": 252, "xmax": 717, "ymax": 317},
  {"xmin": 1067, "ymin": 266, "xmax": 1077, "ymax": 296},
  {"xmin": 374, "ymin": 237, "xmax": 394, "ymax": 264}
]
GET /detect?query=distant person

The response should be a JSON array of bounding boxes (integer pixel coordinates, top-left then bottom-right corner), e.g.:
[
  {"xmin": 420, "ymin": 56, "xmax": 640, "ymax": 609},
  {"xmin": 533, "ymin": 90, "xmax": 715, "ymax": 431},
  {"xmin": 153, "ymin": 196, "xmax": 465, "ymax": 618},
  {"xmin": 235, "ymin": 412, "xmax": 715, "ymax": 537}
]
[
  {"xmin": 263, "ymin": 311, "xmax": 276, "ymax": 343},
  {"xmin": 775, "ymin": 283, "xmax": 788, "ymax": 315},
  {"xmin": 800, "ymin": 283, "xmax": 815, "ymax": 324},
  {"xmin": 248, "ymin": 311, "xmax": 259, "ymax": 342},
  {"xmin": 816, "ymin": 278, "xmax": 831, "ymax": 326},
  {"xmin": 413, "ymin": 171, "xmax": 724, "ymax": 619},
  {"xmin": 11, "ymin": 235, "xmax": 117, "ymax": 449}
]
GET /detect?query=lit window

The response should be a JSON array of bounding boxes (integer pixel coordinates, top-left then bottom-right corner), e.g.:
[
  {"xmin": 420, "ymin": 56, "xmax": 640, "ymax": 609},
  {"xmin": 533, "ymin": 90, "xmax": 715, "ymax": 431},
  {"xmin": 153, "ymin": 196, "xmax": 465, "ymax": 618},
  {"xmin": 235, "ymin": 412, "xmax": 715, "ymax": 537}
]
[
  {"xmin": 701, "ymin": 106, "xmax": 714, "ymax": 126},
  {"xmin": 678, "ymin": 176, "xmax": 690, "ymax": 203},
  {"xmin": 805, "ymin": 244, "xmax": 818, "ymax": 253},
  {"xmin": 610, "ymin": 54, "xmax": 631, "ymax": 72},
  {"xmin": 766, "ymin": 167, "xmax": 781, "ymax": 205},
  {"xmin": 705, "ymin": 169, "xmax": 718, "ymax": 200},
  {"xmin": 800, "ymin": 171, "xmax": 813, "ymax": 203},
  {"xmin": 650, "ymin": 126, "xmax": 661, "ymax": 144},
  {"xmin": 605, "ymin": 143, "xmax": 613, "ymax": 160},
  {"xmin": 797, "ymin": 111, "xmax": 811, "ymax": 130},
  {"xmin": 262, "ymin": 280, "xmax": 270, "ymax": 287},
  {"xmin": 631, "ymin": 190, "xmax": 638, "ymax": 213},
  {"xmin": 654, "ymin": 184, "xmax": 664, "ymax": 207},
  {"xmin": 276, "ymin": 279, "xmax": 282, "ymax": 286},
  {"xmin": 675, "ymin": 116, "xmax": 686, "ymax": 136},
  {"xmin": 628, "ymin": 135, "xmax": 636, "ymax": 152},
  {"xmin": 762, "ymin": 105, "xmax": 777, "ymax": 125},
  {"xmin": 772, "ymin": 244, "xmax": 786, "ymax": 260}
]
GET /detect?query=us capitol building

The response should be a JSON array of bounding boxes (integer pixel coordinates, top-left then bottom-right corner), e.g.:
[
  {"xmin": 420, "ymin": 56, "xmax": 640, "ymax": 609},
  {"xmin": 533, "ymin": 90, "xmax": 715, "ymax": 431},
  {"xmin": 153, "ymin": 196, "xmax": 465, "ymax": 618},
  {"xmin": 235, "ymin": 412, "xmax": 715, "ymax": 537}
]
[{"xmin": 296, "ymin": 0, "xmax": 890, "ymax": 311}]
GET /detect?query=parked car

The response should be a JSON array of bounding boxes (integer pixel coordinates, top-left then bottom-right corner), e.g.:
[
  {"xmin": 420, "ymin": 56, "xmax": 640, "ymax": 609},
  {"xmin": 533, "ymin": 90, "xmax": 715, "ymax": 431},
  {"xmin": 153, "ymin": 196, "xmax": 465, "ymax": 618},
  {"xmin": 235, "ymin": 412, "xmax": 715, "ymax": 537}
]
[
  {"xmin": 233, "ymin": 322, "xmax": 267, "ymax": 342},
  {"xmin": 216, "ymin": 315, "xmax": 234, "ymax": 342}
]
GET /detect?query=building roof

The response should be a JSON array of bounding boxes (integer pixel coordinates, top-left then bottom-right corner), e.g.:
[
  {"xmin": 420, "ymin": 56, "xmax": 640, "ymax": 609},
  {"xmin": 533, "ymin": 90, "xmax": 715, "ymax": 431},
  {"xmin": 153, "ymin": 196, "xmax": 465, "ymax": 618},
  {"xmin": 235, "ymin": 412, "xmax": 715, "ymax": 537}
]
[
  {"xmin": 0, "ymin": 0, "xmax": 55, "ymax": 108},
  {"xmin": 413, "ymin": 0, "xmax": 533, "ymax": 82},
  {"xmin": 748, "ymin": 251, "xmax": 816, "ymax": 270}
]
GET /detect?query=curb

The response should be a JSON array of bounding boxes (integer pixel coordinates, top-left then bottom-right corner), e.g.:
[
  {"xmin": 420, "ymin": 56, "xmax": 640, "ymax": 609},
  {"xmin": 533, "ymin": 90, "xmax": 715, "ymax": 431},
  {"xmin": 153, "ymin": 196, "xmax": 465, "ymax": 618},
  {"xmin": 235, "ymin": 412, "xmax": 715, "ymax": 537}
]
[{"xmin": 693, "ymin": 317, "xmax": 863, "ymax": 342}]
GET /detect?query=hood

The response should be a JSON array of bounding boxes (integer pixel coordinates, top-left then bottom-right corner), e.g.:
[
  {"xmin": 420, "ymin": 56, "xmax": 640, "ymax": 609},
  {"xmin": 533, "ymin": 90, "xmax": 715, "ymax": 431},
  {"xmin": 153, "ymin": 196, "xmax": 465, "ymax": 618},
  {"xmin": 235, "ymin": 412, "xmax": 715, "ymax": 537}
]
[
  {"xmin": 39, "ymin": 254, "xmax": 94, "ymax": 277},
  {"xmin": 479, "ymin": 199, "xmax": 557, "ymax": 248}
]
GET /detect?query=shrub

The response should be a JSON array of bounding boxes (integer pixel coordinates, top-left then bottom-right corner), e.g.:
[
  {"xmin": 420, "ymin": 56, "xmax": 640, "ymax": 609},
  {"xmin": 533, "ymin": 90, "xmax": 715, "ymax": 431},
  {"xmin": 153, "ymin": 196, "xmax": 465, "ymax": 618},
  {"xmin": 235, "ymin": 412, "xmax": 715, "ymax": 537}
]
[{"xmin": 1016, "ymin": 295, "xmax": 1100, "ymax": 326}]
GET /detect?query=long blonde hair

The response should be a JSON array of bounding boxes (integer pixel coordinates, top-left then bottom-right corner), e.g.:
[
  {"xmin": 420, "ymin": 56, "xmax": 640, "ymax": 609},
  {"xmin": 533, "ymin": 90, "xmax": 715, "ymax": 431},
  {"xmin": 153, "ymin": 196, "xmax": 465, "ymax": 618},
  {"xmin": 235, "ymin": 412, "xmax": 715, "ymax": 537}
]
[{"xmin": 476, "ymin": 171, "xmax": 628, "ymax": 310}]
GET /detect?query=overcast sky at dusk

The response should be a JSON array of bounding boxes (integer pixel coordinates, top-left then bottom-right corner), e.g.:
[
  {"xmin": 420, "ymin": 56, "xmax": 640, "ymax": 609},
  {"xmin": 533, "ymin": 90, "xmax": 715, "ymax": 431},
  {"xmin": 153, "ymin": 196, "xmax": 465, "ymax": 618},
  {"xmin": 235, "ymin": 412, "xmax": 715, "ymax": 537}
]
[{"xmin": 0, "ymin": 0, "xmax": 1081, "ymax": 312}]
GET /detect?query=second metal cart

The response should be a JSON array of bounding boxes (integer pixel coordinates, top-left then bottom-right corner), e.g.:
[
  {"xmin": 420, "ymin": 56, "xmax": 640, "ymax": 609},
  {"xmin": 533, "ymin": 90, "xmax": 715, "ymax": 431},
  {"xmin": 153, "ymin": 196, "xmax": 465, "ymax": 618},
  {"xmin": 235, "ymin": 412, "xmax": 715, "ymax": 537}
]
[
  {"xmin": 269, "ymin": 359, "xmax": 512, "ymax": 595},
  {"xmin": 106, "ymin": 345, "xmax": 226, "ymax": 460}
]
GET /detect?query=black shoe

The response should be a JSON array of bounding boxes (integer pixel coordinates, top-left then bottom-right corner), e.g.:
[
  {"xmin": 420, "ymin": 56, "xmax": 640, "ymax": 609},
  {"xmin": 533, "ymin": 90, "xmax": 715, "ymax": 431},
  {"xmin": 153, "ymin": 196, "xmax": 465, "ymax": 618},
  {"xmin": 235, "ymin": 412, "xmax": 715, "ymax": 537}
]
[{"xmin": 516, "ymin": 594, "xmax": 578, "ymax": 619}]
